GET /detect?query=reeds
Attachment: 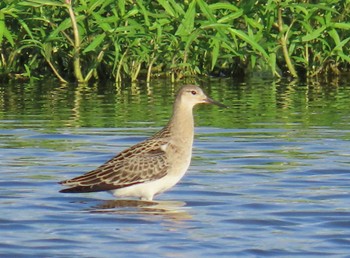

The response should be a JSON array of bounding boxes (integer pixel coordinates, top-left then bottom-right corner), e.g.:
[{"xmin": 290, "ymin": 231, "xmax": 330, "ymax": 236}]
[{"xmin": 1, "ymin": 0, "xmax": 350, "ymax": 83}]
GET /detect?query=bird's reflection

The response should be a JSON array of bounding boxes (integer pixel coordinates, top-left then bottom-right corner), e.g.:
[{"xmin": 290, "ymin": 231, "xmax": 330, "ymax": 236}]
[{"xmin": 87, "ymin": 199, "xmax": 192, "ymax": 221}]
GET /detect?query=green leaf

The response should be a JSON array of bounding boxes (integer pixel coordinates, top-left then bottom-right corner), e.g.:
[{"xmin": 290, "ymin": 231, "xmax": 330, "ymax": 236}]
[
  {"xmin": 88, "ymin": 0, "xmax": 107, "ymax": 13},
  {"xmin": 333, "ymin": 22, "xmax": 350, "ymax": 30},
  {"xmin": 168, "ymin": 0, "xmax": 186, "ymax": 16},
  {"xmin": 183, "ymin": 29, "xmax": 202, "ymax": 52},
  {"xmin": 338, "ymin": 52, "xmax": 350, "ymax": 63},
  {"xmin": 175, "ymin": 0, "xmax": 196, "ymax": 36},
  {"xmin": 328, "ymin": 29, "xmax": 340, "ymax": 46},
  {"xmin": 3, "ymin": 26, "xmax": 15, "ymax": 46},
  {"xmin": 83, "ymin": 34, "xmax": 106, "ymax": 53},
  {"xmin": 111, "ymin": 25, "xmax": 141, "ymax": 34},
  {"xmin": 300, "ymin": 21, "xmax": 313, "ymax": 33},
  {"xmin": 292, "ymin": 4, "xmax": 308, "ymax": 15},
  {"xmin": 118, "ymin": 0, "xmax": 125, "ymax": 16},
  {"xmin": 157, "ymin": 0, "xmax": 176, "ymax": 17},
  {"xmin": 16, "ymin": 17, "xmax": 33, "ymax": 39},
  {"xmin": 20, "ymin": 0, "xmax": 64, "ymax": 7},
  {"xmin": 211, "ymin": 36, "xmax": 220, "ymax": 70},
  {"xmin": 197, "ymin": 0, "xmax": 216, "ymax": 23},
  {"xmin": 302, "ymin": 26, "xmax": 327, "ymax": 42},
  {"xmin": 136, "ymin": 0, "xmax": 149, "ymax": 26},
  {"xmin": 333, "ymin": 37, "xmax": 350, "ymax": 52},
  {"xmin": 43, "ymin": 42, "xmax": 52, "ymax": 60},
  {"xmin": 48, "ymin": 17, "xmax": 72, "ymax": 40},
  {"xmin": 0, "ymin": 11, "xmax": 4, "ymax": 45},
  {"xmin": 244, "ymin": 16, "xmax": 263, "ymax": 30},
  {"xmin": 209, "ymin": 2, "xmax": 239, "ymax": 12},
  {"xmin": 217, "ymin": 10, "xmax": 243, "ymax": 24},
  {"xmin": 250, "ymin": 54, "xmax": 256, "ymax": 68},
  {"xmin": 124, "ymin": 8, "xmax": 139, "ymax": 19},
  {"xmin": 228, "ymin": 28, "xmax": 269, "ymax": 59}
]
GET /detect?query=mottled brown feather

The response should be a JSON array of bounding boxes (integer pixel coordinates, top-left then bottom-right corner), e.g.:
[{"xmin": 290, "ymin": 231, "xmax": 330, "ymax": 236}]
[{"xmin": 59, "ymin": 136, "xmax": 170, "ymax": 193}]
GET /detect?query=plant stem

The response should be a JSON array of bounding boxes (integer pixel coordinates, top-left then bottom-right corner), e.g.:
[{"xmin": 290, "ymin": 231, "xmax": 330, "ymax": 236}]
[
  {"xmin": 146, "ymin": 55, "xmax": 157, "ymax": 83},
  {"xmin": 115, "ymin": 50, "xmax": 128, "ymax": 82},
  {"xmin": 131, "ymin": 61, "xmax": 141, "ymax": 82},
  {"xmin": 46, "ymin": 57, "xmax": 68, "ymax": 83},
  {"xmin": 277, "ymin": 6, "xmax": 298, "ymax": 78},
  {"xmin": 66, "ymin": 0, "xmax": 85, "ymax": 83},
  {"xmin": 84, "ymin": 44, "xmax": 108, "ymax": 82}
]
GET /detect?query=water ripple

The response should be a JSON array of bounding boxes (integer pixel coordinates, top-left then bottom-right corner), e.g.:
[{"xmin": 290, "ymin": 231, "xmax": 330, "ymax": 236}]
[{"xmin": 2, "ymin": 81, "xmax": 350, "ymax": 257}]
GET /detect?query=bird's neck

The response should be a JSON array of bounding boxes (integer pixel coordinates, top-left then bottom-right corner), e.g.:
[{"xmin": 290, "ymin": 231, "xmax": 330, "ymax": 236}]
[{"xmin": 168, "ymin": 101, "xmax": 194, "ymax": 142}]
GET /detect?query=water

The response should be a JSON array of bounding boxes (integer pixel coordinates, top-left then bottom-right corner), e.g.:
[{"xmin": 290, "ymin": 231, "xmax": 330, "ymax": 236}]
[{"xmin": 1, "ymin": 79, "xmax": 350, "ymax": 257}]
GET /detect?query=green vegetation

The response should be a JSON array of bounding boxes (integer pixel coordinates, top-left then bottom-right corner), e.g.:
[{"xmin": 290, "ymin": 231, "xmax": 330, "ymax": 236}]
[{"xmin": 1, "ymin": 0, "xmax": 350, "ymax": 83}]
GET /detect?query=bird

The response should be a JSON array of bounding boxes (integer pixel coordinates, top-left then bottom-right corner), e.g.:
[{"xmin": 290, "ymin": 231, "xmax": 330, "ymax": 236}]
[{"xmin": 59, "ymin": 85, "xmax": 226, "ymax": 201}]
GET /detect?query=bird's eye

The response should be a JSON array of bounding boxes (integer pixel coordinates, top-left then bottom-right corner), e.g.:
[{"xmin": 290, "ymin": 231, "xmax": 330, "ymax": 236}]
[{"xmin": 190, "ymin": 90, "xmax": 197, "ymax": 95}]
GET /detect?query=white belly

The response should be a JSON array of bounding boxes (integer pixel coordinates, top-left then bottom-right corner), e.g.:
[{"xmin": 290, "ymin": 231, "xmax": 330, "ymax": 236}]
[{"xmin": 111, "ymin": 158, "xmax": 191, "ymax": 201}]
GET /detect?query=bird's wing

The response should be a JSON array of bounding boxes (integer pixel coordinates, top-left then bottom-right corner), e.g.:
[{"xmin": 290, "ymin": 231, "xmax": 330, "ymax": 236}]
[{"xmin": 59, "ymin": 138, "xmax": 169, "ymax": 193}]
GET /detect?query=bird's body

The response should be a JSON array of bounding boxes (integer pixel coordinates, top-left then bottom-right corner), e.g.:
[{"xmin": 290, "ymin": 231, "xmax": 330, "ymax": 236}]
[{"xmin": 59, "ymin": 85, "xmax": 225, "ymax": 201}]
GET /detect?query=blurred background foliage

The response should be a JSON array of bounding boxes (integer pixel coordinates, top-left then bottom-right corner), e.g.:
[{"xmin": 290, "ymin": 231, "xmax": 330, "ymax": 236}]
[{"xmin": 1, "ymin": 0, "xmax": 350, "ymax": 83}]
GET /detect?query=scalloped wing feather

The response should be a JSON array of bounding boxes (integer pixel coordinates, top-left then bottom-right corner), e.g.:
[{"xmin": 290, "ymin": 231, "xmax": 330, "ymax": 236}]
[{"xmin": 59, "ymin": 138, "xmax": 169, "ymax": 193}]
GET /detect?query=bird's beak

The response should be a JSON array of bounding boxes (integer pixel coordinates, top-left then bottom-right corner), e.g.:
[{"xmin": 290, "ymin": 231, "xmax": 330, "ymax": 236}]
[{"xmin": 204, "ymin": 97, "xmax": 228, "ymax": 108}]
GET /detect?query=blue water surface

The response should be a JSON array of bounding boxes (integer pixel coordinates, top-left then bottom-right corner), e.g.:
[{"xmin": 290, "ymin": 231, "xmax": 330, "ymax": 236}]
[{"xmin": 1, "ymin": 80, "xmax": 350, "ymax": 257}]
